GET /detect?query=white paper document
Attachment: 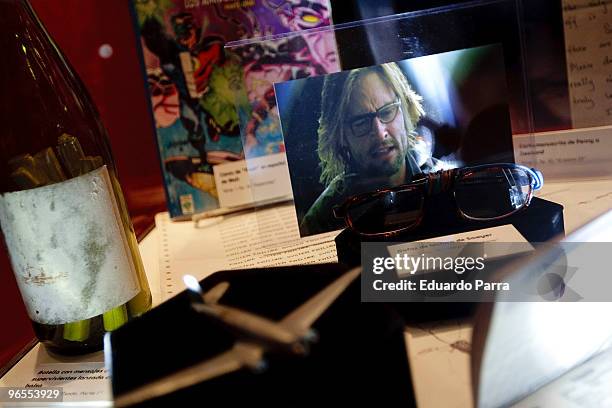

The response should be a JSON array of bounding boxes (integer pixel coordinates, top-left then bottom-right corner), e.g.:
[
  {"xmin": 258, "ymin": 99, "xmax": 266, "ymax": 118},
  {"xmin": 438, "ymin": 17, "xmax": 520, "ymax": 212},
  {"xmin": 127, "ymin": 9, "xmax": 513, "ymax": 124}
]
[
  {"xmin": 404, "ymin": 320, "xmax": 473, "ymax": 408},
  {"xmin": 157, "ymin": 203, "xmax": 340, "ymax": 299},
  {"xmin": 538, "ymin": 178, "xmax": 612, "ymax": 233},
  {"xmin": 0, "ymin": 345, "xmax": 110, "ymax": 407}
]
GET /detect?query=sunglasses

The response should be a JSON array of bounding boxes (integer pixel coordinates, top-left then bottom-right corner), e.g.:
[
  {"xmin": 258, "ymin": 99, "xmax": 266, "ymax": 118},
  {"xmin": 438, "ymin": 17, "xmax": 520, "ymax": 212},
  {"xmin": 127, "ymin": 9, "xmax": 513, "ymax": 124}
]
[{"xmin": 332, "ymin": 163, "xmax": 543, "ymax": 237}]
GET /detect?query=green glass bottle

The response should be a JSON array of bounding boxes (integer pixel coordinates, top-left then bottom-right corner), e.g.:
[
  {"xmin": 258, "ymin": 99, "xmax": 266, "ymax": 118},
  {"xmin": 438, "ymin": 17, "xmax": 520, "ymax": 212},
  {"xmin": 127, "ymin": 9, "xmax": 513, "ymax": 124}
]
[{"xmin": 0, "ymin": 0, "xmax": 152, "ymax": 355}]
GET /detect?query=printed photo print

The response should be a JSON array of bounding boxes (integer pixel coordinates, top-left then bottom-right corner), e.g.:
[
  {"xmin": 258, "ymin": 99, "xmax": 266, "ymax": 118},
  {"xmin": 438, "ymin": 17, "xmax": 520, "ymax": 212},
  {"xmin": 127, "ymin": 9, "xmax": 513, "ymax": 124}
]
[{"xmin": 275, "ymin": 44, "xmax": 515, "ymax": 236}]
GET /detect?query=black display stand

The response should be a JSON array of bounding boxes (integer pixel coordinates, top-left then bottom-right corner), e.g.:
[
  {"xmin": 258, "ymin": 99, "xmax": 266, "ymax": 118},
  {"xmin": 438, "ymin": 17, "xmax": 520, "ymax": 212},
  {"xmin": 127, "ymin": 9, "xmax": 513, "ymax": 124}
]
[
  {"xmin": 334, "ymin": 196, "xmax": 564, "ymax": 323},
  {"xmin": 109, "ymin": 264, "xmax": 414, "ymax": 407},
  {"xmin": 336, "ymin": 197, "xmax": 565, "ymax": 267}
]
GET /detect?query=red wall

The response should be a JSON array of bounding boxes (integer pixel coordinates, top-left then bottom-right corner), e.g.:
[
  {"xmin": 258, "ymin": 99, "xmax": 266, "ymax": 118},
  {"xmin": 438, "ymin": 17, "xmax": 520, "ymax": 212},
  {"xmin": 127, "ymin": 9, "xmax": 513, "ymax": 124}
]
[{"xmin": 1, "ymin": 0, "xmax": 166, "ymax": 370}]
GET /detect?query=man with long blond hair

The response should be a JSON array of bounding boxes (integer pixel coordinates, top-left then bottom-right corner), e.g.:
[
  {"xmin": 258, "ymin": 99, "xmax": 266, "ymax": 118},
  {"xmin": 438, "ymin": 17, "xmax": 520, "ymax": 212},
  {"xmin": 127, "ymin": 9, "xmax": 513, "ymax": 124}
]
[{"xmin": 301, "ymin": 62, "xmax": 439, "ymax": 235}]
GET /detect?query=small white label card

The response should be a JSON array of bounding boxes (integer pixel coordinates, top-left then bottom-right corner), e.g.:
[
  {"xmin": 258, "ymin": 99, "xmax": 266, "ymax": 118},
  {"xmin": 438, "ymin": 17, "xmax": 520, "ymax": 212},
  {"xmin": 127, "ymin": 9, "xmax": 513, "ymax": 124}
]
[
  {"xmin": 514, "ymin": 126, "xmax": 612, "ymax": 180},
  {"xmin": 388, "ymin": 225, "xmax": 534, "ymax": 276},
  {"xmin": 213, "ymin": 152, "xmax": 293, "ymax": 209}
]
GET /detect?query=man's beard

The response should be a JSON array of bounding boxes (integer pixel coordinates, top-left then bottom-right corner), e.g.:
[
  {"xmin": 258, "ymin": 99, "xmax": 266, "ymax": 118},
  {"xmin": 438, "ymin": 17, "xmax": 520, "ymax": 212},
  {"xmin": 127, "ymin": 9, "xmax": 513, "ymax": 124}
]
[
  {"xmin": 350, "ymin": 147, "xmax": 405, "ymax": 181},
  {"xmin": 365, "ymin": 152, "xmax": 404, "ymax": 177},
  {"xmin": 364, "ymin": 138, "xmax": 405, "ymax": 177}
]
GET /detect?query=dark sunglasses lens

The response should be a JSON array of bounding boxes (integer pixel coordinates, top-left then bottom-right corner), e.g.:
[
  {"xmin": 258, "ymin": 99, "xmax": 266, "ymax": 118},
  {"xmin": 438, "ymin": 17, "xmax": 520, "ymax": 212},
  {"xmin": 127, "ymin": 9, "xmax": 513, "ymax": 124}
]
[
  {"xmin": 346, "ymin": 190, "xmax": 423, "ymax": 235},
  {"xmin": 455, "ymin": 167, "xmax": 532, "ymax": 219}
]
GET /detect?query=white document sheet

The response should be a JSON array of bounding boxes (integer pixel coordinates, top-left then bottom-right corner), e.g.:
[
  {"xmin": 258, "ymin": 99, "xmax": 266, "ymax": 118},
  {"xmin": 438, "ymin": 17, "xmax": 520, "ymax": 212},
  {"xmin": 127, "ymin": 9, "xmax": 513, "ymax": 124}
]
[
  {"xmin": 404, "ymin": 320, "xmax": 473, "ymax": 408},
  {"xmin": 0, "ymin": 345, "xmax": 110, "ymax": 407},
  {"xmin": 538, "ymin": 178, "xmax": 612, "ymax": 233},
  {"xmin": 156, "ymin": 203, "xmax": 340, "ymax": 299}
]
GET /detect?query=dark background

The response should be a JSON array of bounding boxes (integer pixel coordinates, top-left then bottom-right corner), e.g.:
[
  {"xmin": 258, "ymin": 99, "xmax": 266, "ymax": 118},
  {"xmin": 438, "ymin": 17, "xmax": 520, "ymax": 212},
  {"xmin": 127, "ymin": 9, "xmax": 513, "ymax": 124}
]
[{"xmin": 330, "ymin": 0, "xmax": 571, "ymax": 132}]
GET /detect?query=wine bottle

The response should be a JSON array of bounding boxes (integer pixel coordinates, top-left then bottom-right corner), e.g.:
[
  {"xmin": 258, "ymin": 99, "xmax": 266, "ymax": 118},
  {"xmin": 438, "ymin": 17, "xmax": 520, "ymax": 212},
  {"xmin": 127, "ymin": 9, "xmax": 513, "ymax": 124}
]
[{"xmin": 0, "ymin": 0, "xmax": 152, "ymax": 355}]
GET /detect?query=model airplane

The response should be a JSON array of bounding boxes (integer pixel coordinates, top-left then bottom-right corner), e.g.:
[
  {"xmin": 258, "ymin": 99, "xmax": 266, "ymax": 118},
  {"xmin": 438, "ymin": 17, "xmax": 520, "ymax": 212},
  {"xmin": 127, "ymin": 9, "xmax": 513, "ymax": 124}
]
[{"xmin": 113, "ymin": 267, "xmax": 361, "ymax": 407}]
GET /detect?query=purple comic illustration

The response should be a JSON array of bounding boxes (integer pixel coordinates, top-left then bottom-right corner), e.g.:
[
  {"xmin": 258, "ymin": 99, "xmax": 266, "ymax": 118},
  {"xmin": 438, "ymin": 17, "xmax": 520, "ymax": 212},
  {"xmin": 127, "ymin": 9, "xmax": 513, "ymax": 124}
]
[
  {"xmin": 228, "ymin": 0, "xmax": 341, "ymax": 158},
  {"xmin": 132, "ymin": 0, "xmax": 339, "ymax": 218}
]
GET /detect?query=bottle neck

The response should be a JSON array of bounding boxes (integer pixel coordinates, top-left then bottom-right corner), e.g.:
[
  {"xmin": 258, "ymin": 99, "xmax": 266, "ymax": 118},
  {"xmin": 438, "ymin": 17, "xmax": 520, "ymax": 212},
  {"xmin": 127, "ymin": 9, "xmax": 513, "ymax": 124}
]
[{"xmin": 0, "ymin": 0, "xmax": 115, "ymax": 194}]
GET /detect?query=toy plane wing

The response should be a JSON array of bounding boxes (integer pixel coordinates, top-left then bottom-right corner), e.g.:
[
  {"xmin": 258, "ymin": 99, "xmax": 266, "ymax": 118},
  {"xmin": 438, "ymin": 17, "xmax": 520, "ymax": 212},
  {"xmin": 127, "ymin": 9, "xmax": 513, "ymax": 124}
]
[
  {"xmin": 203, "ymin": 281, "xmax": 229, "ymax": 304},
  {"xmin": 280, "ymin": 267, "xmax": 361, "ymax": 332},
  {"xmin": 114, "ymin": 267, "xmax": 361, "ymax": 407},
  {"xmin": 114, "ymin": 341, "xmax": 262, "ymax": 408}
]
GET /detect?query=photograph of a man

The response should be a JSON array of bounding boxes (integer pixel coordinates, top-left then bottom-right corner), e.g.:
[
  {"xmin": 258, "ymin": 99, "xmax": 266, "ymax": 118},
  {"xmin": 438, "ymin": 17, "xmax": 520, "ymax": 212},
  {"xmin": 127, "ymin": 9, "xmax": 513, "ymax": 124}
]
[
  {"xmin": 276, "ymin": 45, "xmax": 514, "ymax": 237},
  {"xmin": 302, "ymin": 63, "xmax": 440, "ymax": 235}
]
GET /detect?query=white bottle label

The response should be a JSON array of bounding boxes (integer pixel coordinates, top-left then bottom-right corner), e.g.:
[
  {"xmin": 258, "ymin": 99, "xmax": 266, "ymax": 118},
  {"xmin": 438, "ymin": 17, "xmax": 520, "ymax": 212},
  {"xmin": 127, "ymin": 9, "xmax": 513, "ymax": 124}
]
[{"xmin": 0, "ymin": 166, "xmax": 140, "ymax": 324}]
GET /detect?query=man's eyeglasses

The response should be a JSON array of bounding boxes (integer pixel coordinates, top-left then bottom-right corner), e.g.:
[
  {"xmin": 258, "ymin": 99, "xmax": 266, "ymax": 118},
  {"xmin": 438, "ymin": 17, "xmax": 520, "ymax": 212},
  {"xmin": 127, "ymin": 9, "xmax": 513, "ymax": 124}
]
[
  {"xmin": 347, "ymin": 100, "xmax": 401, "ymax": 138},
  {"xmin": 333, "ymin": 163, "xmax": 544, "ymax": 237}
]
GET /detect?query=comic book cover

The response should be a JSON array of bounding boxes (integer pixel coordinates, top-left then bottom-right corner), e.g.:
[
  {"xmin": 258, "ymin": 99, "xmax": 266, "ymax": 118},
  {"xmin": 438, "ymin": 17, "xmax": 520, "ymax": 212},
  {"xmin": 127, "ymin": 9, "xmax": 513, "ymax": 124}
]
[
  {"xmin": 226, "ymin": 2, "xmax": 341, "ymax": 159},
  {"xmin": 131, "ymin": 0, "xmax": 339, "ymax": 219}
]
